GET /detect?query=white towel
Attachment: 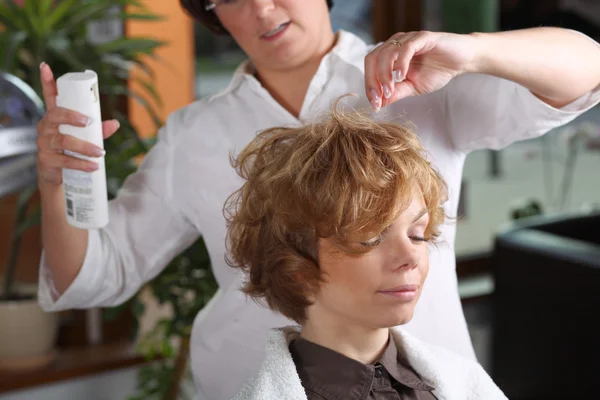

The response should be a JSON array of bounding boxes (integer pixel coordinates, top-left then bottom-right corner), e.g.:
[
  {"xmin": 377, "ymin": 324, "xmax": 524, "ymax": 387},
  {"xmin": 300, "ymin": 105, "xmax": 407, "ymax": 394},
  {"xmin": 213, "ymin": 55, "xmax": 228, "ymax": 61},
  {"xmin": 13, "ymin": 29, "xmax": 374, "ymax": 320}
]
[{"xmin": 232, "ymin": 325, "xmax": 508, "ymax": 400}]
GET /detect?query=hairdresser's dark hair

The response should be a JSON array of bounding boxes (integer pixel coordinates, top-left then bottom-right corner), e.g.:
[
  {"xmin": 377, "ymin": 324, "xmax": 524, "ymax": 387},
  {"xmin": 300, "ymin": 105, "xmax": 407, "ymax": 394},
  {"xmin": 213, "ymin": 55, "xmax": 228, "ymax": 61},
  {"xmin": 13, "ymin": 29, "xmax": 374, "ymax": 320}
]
[{"xmin": 180, "ymin": 0, "xmax": 334, "ymax": 35}]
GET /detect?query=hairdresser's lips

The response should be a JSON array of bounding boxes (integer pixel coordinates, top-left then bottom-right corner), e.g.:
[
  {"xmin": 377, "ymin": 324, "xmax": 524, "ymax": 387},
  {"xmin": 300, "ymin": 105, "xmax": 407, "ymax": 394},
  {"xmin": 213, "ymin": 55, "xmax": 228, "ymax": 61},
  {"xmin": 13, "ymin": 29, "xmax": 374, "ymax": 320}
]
[
  {"xmin": 260, "ymin": 21, "xmax": 291, "ymax": 41},
  {"xmin": 378, "ymin": 285, "xmax": 419, "ymax": 302}
]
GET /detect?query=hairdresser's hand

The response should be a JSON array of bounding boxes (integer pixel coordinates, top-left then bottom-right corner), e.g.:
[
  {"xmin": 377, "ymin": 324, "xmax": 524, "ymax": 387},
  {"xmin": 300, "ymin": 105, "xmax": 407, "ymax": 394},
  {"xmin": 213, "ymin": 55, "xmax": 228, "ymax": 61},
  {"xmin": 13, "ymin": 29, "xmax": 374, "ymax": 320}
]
[
  {"xmin": 36, "ymin": 62, "xmax": 120, "ymax": 186},
  {"xmin": 364, "ymin": 31, "xmax": 477, "ymax": 110}
]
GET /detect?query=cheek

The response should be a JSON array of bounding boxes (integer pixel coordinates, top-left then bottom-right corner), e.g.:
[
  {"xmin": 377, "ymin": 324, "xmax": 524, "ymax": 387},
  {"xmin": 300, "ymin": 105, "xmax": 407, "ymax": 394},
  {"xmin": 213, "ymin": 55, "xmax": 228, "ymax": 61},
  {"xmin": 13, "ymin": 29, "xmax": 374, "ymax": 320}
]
[
  {"xmin": 215, "ymin": 11, "xmax": 254, "ymax": 45},
  {"xmin": 320, "ymin": 255, "xmax": 381, "ymax": 299},
  {"xmin": 283, "ymin": 0, "xmax": 327, "ymax": 31}
]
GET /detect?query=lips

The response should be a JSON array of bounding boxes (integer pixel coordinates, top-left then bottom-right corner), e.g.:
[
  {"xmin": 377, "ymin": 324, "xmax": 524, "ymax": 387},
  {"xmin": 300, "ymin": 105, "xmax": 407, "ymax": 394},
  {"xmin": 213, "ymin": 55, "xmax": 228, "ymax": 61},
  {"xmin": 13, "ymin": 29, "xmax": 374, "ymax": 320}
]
[
  {"xmin": 380, "ymin": 285, "xmax": 418, "ymax": 292},
  {"xmin": 378, "ymin": 285, "xmax": 419, "ymax": 301},
  {"xmin": 260, "ymin": 21, "xmax": 290, "ymax": 38}
]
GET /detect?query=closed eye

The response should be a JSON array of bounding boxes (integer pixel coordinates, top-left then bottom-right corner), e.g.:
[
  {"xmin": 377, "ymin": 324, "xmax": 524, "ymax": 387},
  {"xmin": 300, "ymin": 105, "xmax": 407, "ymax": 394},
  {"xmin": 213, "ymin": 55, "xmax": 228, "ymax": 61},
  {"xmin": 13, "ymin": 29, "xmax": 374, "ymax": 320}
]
[{"xmin": 360, "ymin": 226, "xmax": 391, "ymax": 247}]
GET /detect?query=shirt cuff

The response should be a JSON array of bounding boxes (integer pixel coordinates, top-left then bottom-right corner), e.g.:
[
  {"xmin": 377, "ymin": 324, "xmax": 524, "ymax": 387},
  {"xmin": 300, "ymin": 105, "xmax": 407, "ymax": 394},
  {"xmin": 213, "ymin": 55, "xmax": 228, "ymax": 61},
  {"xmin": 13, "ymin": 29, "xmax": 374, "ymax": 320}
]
[
  {"xmin": 38, "ymin": 229, "xmax": 105, "ymax": 312},
  {"xmin": 520, "ymin": 79, "xmax": 600, "ymax": 128},
  {"xmin": 466, "ymin": 81, "xmax": 600, "ymax": 152}
]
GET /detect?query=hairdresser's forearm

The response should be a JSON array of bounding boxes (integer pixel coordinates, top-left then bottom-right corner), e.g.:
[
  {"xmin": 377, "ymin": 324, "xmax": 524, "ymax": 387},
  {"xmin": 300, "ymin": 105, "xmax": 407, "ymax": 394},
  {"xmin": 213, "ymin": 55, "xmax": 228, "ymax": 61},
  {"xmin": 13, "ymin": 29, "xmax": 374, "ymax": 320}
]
[
  {"xmin": 468, "ymin": 27, "xmax": 600, "ymax": 108},
  {"xmin": 39, "ymin": 181, "xmax": 88, "ymax": 295}
]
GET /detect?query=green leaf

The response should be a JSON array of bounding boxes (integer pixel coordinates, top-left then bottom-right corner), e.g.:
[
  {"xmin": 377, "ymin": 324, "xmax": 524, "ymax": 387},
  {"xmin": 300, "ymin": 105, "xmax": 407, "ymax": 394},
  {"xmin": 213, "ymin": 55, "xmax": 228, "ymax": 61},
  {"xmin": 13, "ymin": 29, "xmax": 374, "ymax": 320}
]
[
  {"xmin": 122, "ymin": 0, "xmax": 147, "ymax": 8},
  {"xmin": 37, "ymin": 0, "xmax": 55, "ymax": 31},
  {"xmin": 39, "ymin": 0, "xmax": 53, "ymax": 16},
  {"xmin": 106, "ymin": 85, "xmax": 163, "ymax": 128},
  {"xmin": 103, "ymin": 302, "xmax": 129, "ymax": 321},
  {"xmin": 0, "ymin": 2, "xmax": 26, "ymax": 31},
  {"xmin": 159, "ymin": 339, "xmax": 171, "ymax": 356},
  {"xmin": 16, "ymin": 185, "xmax": 37, "ymax": 210},
  {"xmin": 126, "ymin": 56, "xmax": 156, "ymax": 80},
  {"xmin": 120, "ymin": 12, "xmax": 165, "ymax": 22},
  {"xmin": 97, "ymin": 38, "xmax": 166, "ymax": 56},
  {"xmin": 0, "ymin": 31, "xmax": 28, "ymax": 73},
  {"xmin": 133, "ymin": 299, "xmax": 146, "ymax": 318},
  {"xmin": 15, "ymin": 205, "xmax": 41, "ymax": 237},
  {"xmin": 45, "ymin": 0, "xmax": 77, "ymax": 32},
  {"xmin": 100, "ymin": 54, "xmax": 155, "ymax": 81},
  {"xmin": 57, "ymin": 2, "xmax": 121, "ymax": 35},
  {"xmin": 21, "ymin": 0, "xmax": 43, "ymax": 37},
  {"xmin": 46, "ymin": 41, "xmax": 89, "ymax": 70},
  {"xmin": 134, "ymin": 77, "xmax": 163, "ymax": 108}
]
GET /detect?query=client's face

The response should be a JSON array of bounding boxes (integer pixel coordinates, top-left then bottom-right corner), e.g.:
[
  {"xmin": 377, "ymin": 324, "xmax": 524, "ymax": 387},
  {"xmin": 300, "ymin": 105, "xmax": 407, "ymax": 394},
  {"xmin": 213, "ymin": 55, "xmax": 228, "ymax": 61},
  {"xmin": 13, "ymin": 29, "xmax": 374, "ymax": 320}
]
[{"xmin": 313, "ymin": 192, "xmax": 430, "ymax": 328}]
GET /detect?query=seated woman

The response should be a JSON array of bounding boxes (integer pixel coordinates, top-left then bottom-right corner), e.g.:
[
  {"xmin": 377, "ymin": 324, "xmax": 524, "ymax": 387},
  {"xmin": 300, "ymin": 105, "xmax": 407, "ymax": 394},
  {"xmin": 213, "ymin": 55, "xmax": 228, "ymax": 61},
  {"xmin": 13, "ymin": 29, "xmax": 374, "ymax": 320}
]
[{"xmin": 224, "ymin": 99, "xmax": 507, "ymax": 400}]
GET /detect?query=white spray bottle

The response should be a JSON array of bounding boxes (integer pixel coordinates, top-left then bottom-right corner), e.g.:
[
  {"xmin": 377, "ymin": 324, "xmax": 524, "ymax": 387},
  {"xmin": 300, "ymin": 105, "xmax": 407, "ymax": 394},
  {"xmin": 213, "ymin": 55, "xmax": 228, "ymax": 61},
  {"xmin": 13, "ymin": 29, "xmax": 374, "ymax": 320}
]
[{"xmin": 55, "ymin": 70, "xmax": 109, "ymax": 229}]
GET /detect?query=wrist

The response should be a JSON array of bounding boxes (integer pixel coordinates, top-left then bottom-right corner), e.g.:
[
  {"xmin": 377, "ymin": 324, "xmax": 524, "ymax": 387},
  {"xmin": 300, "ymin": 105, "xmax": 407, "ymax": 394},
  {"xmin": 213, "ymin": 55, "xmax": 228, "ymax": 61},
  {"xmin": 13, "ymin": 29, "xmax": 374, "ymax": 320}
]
[
  {"xmin": 38, "ymin": 176, "xmax": 63, "ymax": 197},
  {"xmin": 464, "ymin": 31, "xmax": 494, "ymax": 75}
]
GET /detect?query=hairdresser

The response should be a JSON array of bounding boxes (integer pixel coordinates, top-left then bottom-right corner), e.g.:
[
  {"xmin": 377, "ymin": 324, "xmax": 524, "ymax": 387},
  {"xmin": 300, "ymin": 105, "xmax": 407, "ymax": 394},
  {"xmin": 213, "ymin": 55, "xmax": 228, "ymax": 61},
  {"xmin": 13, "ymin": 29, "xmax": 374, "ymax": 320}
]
[{"xmin": 34, "ymin": 1, "xmax": 600, "ymax": 399}]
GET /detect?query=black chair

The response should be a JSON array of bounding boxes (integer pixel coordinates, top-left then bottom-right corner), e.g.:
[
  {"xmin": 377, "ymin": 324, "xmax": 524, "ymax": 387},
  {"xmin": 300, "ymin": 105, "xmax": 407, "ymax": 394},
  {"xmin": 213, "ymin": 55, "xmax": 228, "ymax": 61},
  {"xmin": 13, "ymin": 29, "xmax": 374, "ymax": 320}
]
[{"xmin": 491, "ymin": 212, "xmax": 600, "ymax": 400}]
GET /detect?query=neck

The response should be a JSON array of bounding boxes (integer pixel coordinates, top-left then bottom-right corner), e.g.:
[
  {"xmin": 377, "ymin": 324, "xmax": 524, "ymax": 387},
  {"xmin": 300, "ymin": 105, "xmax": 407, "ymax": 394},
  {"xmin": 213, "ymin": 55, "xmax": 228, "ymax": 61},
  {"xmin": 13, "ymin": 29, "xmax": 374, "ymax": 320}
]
[
  {"xmin": 300, "ymin": 313, "xmax": 390, "ymax": 364},
  {"xmin": 253, "ymin": 31, "xmax": 337, "ymax": 118}
]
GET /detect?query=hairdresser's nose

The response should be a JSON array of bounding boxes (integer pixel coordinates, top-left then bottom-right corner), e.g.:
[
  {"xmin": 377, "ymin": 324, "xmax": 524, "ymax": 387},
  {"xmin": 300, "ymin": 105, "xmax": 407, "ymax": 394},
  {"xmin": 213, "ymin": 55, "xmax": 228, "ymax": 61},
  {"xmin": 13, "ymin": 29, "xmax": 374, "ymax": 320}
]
[{"xmin": 252, "ymin": 0, "xmax": 276, "ymax": 19}]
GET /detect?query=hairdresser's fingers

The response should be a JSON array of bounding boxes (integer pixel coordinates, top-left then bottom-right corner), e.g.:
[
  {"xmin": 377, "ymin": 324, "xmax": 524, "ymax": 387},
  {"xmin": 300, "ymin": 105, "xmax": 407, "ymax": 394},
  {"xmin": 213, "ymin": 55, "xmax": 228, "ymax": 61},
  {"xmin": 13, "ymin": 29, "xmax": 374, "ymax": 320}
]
[
  {"xmin": 39, "ymin": 150, "xmax": 100, "ymax": 172},
  {"xmin": 102, "ymin": 119, "xmax": 120, "ymax": 139},
  {"xmin": 364, "ymin": 32, "xmax": 407, "ymax": 110},
  {"xmin": 387, "ymin": 80, "xmax": 420, "ymax": 104},
  {"xmin": 41, "ymin": 107, "xmax": 91, "ymax": 131},
  {"xmin": 376, "ymin": 32, "xmax": 419, "ymax": 107},
  {"xmin": 40, "ymin": 62, "xmax": 57, "ymax": 110},
  {"xmin": 37, "ymin": 132, "xmax": 103, "ymax": 162},
  {"xmin": 364, "ymin": 51, "xmax": 382, "ymax": 111}
]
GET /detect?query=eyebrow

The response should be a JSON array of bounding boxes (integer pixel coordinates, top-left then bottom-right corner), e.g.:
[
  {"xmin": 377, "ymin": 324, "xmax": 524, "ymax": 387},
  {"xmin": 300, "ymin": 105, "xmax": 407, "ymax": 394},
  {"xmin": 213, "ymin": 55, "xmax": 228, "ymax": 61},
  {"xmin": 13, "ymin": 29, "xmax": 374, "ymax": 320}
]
[{"xmin": 411, "ymin": 208, "xmax": 429, "ymax": 223}]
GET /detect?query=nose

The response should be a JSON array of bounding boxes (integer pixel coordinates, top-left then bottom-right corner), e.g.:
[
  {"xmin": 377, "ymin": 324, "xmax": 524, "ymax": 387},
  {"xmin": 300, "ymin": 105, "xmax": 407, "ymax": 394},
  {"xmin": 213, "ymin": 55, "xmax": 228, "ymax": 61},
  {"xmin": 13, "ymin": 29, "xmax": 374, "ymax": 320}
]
[
  {"xmin": 251, "ymin": 0, "xmax": 275, "ymax": 18},
  {"xmin": 390, "ymin": 237, "xmax": 420, "ymax": 270}
]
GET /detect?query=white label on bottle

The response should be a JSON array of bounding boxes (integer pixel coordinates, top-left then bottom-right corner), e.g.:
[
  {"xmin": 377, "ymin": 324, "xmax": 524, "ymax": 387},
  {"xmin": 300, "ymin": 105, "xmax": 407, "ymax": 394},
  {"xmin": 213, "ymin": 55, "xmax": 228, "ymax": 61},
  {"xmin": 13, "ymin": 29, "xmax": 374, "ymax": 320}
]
[
  {"xmin": 65, "ymin": 194, "xmax": 95, "ymax": 224},
  {"xmin": 63, "ymin": 149, "xmax": 96, "ymax": 223}
]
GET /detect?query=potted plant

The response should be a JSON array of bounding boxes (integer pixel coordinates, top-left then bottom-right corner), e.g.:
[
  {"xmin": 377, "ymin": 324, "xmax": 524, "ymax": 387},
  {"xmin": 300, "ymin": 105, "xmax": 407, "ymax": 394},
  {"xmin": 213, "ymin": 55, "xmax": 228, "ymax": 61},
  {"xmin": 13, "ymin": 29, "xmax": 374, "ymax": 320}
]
[
  {"xmin": 0, "ymin": 183, "xmax": 58, "ymax": 370},
  {"xmin": 1, "ymin": 1, "xmax": 219, "ymax": 397},
  {"xmin": 0, "ymin": 0, "xmax": 162, "ymax": 369}
]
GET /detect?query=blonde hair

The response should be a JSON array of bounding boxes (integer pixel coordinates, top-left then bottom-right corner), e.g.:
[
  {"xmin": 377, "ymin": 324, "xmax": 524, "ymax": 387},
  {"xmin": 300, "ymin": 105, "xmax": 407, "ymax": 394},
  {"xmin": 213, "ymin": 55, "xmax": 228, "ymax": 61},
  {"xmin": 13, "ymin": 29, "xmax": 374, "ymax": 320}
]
[{"xmin": 224, "ymin": 98, "xmax": 448, "ymax": 323}]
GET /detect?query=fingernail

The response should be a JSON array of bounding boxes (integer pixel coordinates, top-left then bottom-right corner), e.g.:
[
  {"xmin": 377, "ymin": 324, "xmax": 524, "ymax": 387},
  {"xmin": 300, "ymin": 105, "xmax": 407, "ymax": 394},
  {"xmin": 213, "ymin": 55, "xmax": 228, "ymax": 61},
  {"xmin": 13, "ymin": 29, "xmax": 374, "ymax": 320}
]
[
  {"xmin": 92, "ymin": 147, "xmax": 105, "ymax": 157},
  {"xmin": 113, "ymin": 119, "xmax": 120, "ymax": 129},
  {"xmin": 369, "ymin": 89, "xmax": 381, "ymax": 111},
  {"xmin": 383, "ymin": 84, "xmax": 392, "ymax": 99},
  {"xmin": 39, "ymin": 61, "xmax": 46, "ymax": 70},
  {"xmin": 392, "ymin": 70, "xmax": 404, "ymax": 83},
  {"xmin": 369, "ymin": 89, "xmax": 380, "ymax": 102},
  {"xmin": 77, "ymin": 116, "xmax": 92, "ymax": 126},
  {"xmin": 370, "ymin": 99, "xmax": 381, "ymax": 112}
]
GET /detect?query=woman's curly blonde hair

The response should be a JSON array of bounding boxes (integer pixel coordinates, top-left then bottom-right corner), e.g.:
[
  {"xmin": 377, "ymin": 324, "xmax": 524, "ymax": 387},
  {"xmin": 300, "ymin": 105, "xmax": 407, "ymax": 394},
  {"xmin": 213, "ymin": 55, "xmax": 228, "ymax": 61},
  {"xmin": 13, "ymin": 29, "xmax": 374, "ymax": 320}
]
[{"xmin": 224, "ymin": 98, "xmax": 448, "ymax": 323}]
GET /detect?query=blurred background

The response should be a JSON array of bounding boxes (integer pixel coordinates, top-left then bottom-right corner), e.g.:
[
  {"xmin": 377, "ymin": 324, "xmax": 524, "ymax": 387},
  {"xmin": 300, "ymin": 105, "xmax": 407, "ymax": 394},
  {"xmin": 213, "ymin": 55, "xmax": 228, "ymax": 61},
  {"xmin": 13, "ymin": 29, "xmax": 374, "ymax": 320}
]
[{"xmin": 0, "ymin": 0, "xmax": 599, "ymax": 399}]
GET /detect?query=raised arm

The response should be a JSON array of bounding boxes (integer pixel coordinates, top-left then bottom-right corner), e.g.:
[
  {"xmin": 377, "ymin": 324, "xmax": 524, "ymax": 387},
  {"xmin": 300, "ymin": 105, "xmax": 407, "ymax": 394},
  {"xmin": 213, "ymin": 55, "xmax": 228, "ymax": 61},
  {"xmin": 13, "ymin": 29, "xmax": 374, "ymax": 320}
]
[{"xmin": 364, "ymin": 27, "xmax": 600, "ymax": 110}]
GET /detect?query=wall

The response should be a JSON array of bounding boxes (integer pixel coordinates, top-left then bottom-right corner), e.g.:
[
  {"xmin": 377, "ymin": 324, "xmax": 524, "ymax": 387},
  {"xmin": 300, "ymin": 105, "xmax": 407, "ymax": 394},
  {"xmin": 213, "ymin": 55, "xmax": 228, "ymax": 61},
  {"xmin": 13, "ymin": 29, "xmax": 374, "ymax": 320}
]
[{"xmin": 126, "ymin": 2, "xmax": 195, "ymax": 138}]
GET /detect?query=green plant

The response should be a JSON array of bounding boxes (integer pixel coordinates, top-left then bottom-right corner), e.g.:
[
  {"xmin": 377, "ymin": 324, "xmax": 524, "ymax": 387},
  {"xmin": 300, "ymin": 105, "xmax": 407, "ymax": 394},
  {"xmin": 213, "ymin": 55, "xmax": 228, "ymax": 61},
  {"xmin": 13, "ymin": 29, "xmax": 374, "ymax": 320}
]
[
  {"xmin": 0, "ymin": 1, "xmax": 219, "ymax": 398},
  {"xmin": 0, "ymin": 0, "xmax": 160, "ymax": 292},
  {"xmin": 1, "ymin": 184, "xmax": 40, "ymax": 300},
  {"xmin": 122, "ymin": 238, "xmax": 217, "ymax": 400}
]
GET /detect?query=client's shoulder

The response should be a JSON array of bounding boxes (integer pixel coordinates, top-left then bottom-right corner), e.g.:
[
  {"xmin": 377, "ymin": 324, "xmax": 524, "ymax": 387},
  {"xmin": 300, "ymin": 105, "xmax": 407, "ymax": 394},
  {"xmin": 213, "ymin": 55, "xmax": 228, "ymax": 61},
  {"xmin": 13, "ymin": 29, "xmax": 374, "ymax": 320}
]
[
  {"xmin": 232, "ymin": 326, "xmax": 306, "ymax": 400},
  {"xmin": 391, "ymin": 328, "xmax": 508, "ymax": 400}
]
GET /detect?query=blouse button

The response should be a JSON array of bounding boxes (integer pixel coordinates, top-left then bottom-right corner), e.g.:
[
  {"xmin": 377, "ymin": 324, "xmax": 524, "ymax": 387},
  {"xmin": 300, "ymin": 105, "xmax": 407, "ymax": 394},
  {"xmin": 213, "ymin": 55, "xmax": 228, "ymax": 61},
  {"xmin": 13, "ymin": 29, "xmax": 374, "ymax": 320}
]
[{"xmin": 374, "ymin": 366, "xmax": 383, "ymax": 378}]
